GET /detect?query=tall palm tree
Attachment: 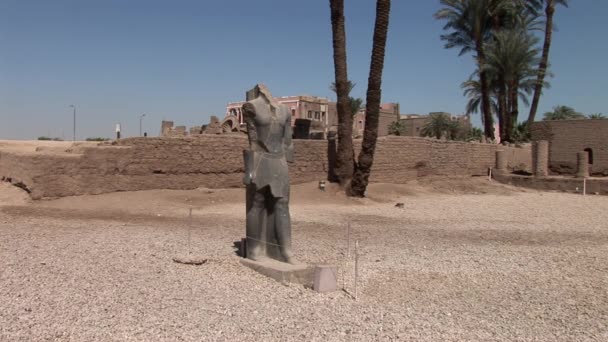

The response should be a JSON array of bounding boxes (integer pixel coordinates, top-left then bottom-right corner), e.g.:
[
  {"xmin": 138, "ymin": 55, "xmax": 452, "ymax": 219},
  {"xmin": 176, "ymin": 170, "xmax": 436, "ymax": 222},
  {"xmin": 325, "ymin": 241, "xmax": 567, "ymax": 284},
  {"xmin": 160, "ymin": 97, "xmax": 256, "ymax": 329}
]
[
  {"xmin": 349, "ymin": 0, "xmax": 391, "ymax": 197},
  {"xmin": 435, "ymin": 0, "xmax": 496, "ymax": 140},
  {"xmin": 329, "ymin": 0, "xmax": 355, "ymax": 185},
  {"xmin": 483, "ymin": 29, "xmax": 540, "ymax": 141},
  {"xmin": 461, "ymin": 77, "xmax": 498, "ymax": 128},
  {"xmin": 527, "ymin": 0, "xmax": 569, "ymax": 129}
]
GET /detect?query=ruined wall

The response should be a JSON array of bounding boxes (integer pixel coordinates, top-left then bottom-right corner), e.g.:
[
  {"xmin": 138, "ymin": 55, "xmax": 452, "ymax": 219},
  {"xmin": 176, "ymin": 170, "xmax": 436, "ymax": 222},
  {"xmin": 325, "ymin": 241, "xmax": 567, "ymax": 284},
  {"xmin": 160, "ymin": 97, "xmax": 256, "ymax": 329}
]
[
  {"xmin": 502, "ymin": 144, "xmax": 532, "ymax": 172},
  {"xmin": 531, "ymin": 120, "xmax": 608, "ymax": 176},
  {"xmin": 1, "ymin": 136, "xmax": 529, "ymax": 199}
]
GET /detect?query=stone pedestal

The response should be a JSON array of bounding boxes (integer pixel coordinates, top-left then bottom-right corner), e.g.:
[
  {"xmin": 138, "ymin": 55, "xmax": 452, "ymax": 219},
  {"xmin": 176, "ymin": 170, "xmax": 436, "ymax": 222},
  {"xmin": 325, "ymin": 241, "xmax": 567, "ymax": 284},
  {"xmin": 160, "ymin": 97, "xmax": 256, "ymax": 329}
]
[
  {"xmin": 240, "ymin": 258, "xmax": 314, "ymax": 287},
  {"xmin": 313, "ymin": 265, "xmax": 338, "ymax": 293},
  {"xmin": 533, "ymin": 140, "xmax": 549, "ymax": 177},
  {"xmin": 239, "ymin": 255, "xmax": 338, "ymax": 292},
  {"xmin": 577, "ymin": 151, "xmax": 589, "ymax": 178}
]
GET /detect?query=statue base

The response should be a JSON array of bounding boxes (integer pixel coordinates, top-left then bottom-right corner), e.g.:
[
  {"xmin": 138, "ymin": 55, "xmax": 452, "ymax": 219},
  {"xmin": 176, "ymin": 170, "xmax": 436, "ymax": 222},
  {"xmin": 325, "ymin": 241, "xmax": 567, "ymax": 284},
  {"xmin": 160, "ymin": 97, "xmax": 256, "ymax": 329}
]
[{"xmin": 240, "ymin": 258, "xmax": 314, "ymax": 287}]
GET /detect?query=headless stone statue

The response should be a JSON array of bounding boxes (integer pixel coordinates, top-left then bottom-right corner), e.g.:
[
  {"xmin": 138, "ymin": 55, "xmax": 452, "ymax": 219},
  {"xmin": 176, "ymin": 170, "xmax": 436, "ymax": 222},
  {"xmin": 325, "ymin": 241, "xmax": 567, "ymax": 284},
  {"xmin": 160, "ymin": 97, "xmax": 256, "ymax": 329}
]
[{"xmin": 242, "ymin": 84, "xmax": 296, "ymax": 264}]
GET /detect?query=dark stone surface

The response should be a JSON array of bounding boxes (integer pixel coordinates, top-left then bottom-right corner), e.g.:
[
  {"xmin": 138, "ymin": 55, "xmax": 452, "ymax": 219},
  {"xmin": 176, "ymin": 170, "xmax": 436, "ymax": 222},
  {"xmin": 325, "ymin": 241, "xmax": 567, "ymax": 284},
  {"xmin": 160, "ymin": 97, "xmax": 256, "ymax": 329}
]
[{"xmin": 242, "ymin": 84, "xmax": 296, "ymax": 264}]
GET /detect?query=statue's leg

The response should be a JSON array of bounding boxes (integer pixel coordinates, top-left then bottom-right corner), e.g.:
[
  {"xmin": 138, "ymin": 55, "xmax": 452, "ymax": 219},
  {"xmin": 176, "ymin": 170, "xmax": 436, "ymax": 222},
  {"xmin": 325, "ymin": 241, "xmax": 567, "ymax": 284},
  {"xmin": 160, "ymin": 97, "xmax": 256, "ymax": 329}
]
[
  {"xmin": 246, "ymin": 185, "xmax": 266, "ymax": 260},
  {"xmin": 274, "ymin": 196, "xmax": 295, "ymax": 264}
]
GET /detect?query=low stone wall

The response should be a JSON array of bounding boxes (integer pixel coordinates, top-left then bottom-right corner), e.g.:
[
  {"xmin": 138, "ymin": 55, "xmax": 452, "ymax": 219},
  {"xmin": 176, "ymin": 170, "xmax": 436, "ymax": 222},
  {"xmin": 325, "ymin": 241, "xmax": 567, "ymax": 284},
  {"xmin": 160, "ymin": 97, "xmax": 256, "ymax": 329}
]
[
  {"xmin": 0, "ymin": 136, "xmax": 531, "ymax": 199},
  {"xmin": 531, "ymin": 120, "xmax": 608, "ymax": 176},
  {"xmin": 493, "ymin": 173, "xmax": 608, "ymax": 195}
]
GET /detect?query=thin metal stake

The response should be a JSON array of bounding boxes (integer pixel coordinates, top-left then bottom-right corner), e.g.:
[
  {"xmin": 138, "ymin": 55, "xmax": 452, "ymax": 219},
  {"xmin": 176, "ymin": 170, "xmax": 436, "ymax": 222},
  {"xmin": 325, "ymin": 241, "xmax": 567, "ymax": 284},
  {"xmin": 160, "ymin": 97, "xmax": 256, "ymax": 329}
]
[
  {"xmin": 343, "ymin": 221, "xmax": 352, "ymax": 291},
  {"xmin": 583, "ymin": 178, "xmax": 587, "ymax": 196},
  {"xmin": 188, "ymin": 208, "xmax": 193, "ymax": 255},
  {"xmin": 347, "ymin": 221, "xmax": 351, "ymax": 259},
  {"xmin": 354, "ymin": 240, "xmax": 359, "ymax": 301}
]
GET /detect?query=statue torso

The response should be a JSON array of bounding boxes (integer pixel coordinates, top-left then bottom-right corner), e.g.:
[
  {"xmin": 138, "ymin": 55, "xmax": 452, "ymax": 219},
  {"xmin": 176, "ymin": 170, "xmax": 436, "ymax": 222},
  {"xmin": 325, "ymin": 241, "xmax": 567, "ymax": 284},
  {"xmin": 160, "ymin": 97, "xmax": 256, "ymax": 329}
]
[{"xmin": 249, "ymin": 98, "xmax": 289, "ymax": 154}]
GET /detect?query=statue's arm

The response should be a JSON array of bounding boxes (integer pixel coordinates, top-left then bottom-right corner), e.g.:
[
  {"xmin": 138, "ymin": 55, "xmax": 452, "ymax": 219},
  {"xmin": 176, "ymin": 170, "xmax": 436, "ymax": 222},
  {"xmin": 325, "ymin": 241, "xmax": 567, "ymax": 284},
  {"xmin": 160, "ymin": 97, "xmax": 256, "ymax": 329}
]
[
  {"xmin": 284, "ymin": 108, "xmax": 294, "ymax": 163},
  {"xmin": 242, "ymin": 103, "xmax": 257, "ymax": 148}
]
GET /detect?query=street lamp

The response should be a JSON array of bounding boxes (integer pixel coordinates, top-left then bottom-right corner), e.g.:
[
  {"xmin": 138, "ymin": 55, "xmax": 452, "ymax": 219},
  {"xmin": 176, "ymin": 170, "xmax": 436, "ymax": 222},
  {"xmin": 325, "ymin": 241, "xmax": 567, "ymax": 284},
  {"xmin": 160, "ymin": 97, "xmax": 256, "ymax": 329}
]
[
  {"xmin": 139, "ymin": 113, "xmax": 146, "ymax": 137},
  {"xmin": 69, "ymin": 105, "xmax": 76, "ymax": 141}
]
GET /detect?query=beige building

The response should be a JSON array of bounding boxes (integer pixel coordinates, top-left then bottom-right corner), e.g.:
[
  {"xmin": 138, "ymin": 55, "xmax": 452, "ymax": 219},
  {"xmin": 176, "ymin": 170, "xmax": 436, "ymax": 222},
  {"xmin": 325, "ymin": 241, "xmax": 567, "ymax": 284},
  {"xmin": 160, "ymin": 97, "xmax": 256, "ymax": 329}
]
[
  {"xmin": 225, "ymin": 94, "xmax": 400, "ymax": 138},
  {"xmin": 225, "ymin": 95, "xmax": 332, "ymax": 135},
  {"xmin": 352, "ymin": 103, "xmax": 401, "ymax": 137},
  {"xmin": 398, "ymin": 112, "xmax": 472, "ymax": 137}
]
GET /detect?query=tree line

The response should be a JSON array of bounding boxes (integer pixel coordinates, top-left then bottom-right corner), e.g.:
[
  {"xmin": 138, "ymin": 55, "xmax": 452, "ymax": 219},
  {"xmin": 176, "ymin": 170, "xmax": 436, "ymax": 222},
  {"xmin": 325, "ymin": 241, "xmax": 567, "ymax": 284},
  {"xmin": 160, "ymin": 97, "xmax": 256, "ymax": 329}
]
[{"xmin": 435, "ymin": 0, "xmax": 569, "ymax": 143}]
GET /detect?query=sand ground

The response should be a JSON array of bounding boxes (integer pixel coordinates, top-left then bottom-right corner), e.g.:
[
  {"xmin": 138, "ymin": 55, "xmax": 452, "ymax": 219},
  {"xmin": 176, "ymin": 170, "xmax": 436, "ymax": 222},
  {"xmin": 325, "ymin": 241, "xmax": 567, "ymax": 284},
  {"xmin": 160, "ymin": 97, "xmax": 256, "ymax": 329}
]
[{"xmin": 1, "ymin": 178, "xmax": 607, "ymax": 341}]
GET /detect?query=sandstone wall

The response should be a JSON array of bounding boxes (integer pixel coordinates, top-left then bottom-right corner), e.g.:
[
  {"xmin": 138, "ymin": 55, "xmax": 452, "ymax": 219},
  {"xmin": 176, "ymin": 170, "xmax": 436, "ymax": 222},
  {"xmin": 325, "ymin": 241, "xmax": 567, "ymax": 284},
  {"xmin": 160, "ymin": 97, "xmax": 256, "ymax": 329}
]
[
  {"xmin": 1, "ymin": 136, "xmax": 530, "ymax": 199},
  {"xmin": 531, "ymin": 120, "xmax": 608, "ymax": 176}
]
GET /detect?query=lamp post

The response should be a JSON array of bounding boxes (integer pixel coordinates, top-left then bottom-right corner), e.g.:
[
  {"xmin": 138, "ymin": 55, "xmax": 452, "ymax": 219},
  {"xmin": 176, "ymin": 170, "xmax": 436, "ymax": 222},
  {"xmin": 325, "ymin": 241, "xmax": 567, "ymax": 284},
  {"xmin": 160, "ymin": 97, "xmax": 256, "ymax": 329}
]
[
  {"xmin": 69, "ymin": 105, "xmax": 76, "ymax": 141},
  {"xmin": 139, "ymin": 113, "xmax": 146, "ymax": 137}
]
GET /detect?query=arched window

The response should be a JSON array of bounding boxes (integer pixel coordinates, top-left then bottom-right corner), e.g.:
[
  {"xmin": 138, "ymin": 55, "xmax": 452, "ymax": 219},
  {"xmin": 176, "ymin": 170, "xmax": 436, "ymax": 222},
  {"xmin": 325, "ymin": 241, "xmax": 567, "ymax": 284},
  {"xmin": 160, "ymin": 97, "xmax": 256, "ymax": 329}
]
[{"xmin": 584, "ymin": 148, "xmax": 594, "ymax": 164}]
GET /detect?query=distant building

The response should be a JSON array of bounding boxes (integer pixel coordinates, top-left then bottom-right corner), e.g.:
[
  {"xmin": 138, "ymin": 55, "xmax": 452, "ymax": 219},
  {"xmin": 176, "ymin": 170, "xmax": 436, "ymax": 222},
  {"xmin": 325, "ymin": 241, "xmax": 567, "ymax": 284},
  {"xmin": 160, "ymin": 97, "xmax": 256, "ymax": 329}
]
[
  {"xmin": 398, "ymin": 112, "xmax": 472, "ymax": 137},
  {"xmin": 398, "ymin": 114, "xmax": 428, "ymax": 136},
  {"xmin": 353, "ymin": 103, "xmax": 401, "ymax": 137},
  {"xmin": 225, "ymin": 95, "xmax": 400, "ymax": 138},
  {"xmin": 225, "ymin": 95, "xmax": 333, "ymax": 136}
]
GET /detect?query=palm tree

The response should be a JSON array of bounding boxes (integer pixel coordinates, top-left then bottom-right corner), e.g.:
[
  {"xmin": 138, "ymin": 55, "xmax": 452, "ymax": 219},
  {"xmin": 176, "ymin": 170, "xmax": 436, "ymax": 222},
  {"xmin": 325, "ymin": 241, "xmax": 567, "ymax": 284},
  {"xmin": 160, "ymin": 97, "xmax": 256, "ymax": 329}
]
[
  {"xmin": 329, "ymin": 0, "xmax": 355, "ymax": 185},
  {"xmin": 461, "ymin": 78, "xmax": 498, "ymax": 126},
  {"xmin": 388, "ymin": 121, "xmax": 406, "ymax": 136},
  {"xmin": 349, "ymin": 0, "xmax": 391, "ymax": 197},
  {"xmin": 587, "ymin": 113, "xmax": 606, "ymax": 120},
  {"xmin": 527, "ymin": 0, "xmax": 569, "ymax": 130},
  {"xmin": 420, "ymin": 112, "xmax": 458, "ymax": 139},
  {"xmin": 435, "ymin": 0, "xmax": 496, "ymax": 140},
  {"xmin": 467, "ymin": 127, "xmax": 484, "ymax": 141},
  {"xmin": 483, "ymin": 29, "xmax": 540, "ymax": 141},
  {"xmin": 511, "ymin": 120, "xmax": 531, "ymax": 142},
  {"xmin": 543, "ymin": 105, "xmax": 585, "ymax": 120},
  {"xmin": 330, "ymin": 81, "xmax": 364, "ymax": 117}
]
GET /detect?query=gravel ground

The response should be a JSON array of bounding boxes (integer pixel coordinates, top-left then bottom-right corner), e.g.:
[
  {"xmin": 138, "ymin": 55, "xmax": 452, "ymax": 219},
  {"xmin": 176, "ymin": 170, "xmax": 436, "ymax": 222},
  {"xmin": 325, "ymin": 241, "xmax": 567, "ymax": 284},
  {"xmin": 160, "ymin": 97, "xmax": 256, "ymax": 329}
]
[{"xmin": 1, "ymin": 179, "xmax": 607, "ymax": 341}]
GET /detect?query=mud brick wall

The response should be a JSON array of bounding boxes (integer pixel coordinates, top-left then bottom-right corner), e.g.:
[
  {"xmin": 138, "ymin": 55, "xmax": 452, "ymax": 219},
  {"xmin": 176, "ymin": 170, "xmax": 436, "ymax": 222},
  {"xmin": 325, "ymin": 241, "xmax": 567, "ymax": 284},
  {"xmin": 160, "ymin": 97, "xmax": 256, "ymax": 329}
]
[
  {"xmin": 1, "ymin": 135, "xmax": 530, "ymax": 199},
  {"xmin": 531, "ymin": 120, "xmax": 608, "ymax": 176}
]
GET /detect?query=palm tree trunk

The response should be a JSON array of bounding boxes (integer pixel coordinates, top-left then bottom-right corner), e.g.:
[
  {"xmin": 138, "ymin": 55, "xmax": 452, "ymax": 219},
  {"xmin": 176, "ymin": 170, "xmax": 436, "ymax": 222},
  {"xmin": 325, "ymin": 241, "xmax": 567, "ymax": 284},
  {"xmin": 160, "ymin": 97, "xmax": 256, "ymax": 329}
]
[
  {"xmin": 476, "ymin": 39, "xmax": 495, "ymax": 140},
  {"xmin": 497, "ymin": 77, "xmax": 508, "ymax": 142},
  {"xmin": 349, "ymin": 0, "xmax": 390, "ymax": 197},
  {"xmin": 507, "ymin": 82, "xmax": 519, "ymax": 142},
  {"xmin": 527, "ymin": 0, "xmax": 555, "ymax": 130},
  {"xmin": 329, "ymin": 0, "xmax": 354, "ymax": 185}
]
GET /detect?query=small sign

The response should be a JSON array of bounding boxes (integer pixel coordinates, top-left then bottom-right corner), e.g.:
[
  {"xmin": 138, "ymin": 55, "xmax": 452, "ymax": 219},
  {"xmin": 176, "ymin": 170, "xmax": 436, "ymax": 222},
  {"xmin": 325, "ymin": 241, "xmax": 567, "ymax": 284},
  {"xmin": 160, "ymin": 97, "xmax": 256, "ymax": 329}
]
[{"xmin": 115, "ymin": 124, "xmax": 121, "ymax": 133}]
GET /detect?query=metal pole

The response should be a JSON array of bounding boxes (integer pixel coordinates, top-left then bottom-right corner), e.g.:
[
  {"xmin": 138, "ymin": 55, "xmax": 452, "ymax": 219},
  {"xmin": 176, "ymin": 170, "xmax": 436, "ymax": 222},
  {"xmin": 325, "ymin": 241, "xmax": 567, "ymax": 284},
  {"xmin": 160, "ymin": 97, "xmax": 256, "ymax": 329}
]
[
  {"xmin": 188, "ymin": 208, "xmax": 193, "ymax": 255},
  {"xmin": 583, "ymin": 177, "xmax": 587, "ymax": 196},
  {"xmin": 347, "ymin": 221, "xmax": 351, "ymax": 259},
  {"xmin": 354, "ymin": 240, "xmax": 359, "ymax": 301},
  {"xmin": 70, "ymin": 105, "xmax": 76, "ymax": 141},
  {"xmin": 139, "ymin": 114, "xmax": 146, "ymax": 137}
]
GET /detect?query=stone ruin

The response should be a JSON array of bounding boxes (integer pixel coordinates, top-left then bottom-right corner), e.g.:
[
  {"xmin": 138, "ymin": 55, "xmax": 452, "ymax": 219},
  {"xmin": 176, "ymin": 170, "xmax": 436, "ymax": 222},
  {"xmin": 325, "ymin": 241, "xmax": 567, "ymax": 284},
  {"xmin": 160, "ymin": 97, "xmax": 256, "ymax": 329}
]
[
  {"xmin": 203, "ymin": 116, "xmax": 223, "ymax": 135},
  {"xmin": 160, "ymin": 116, "xmax": 226, "ymax": 137}
]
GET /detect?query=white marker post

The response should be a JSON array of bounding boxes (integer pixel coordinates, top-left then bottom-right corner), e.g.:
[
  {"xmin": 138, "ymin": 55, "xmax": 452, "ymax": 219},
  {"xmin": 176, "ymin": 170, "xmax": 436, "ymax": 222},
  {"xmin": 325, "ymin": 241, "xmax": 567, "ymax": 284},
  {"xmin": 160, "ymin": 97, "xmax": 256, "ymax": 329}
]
[
  {"xmin": 347, "ymin": 221, "xmax": 351, "ymax": 259},
  {"xmin": 354, "ymin": 240, "xmax": 359, "ymax": 301},
  {"xmin": 583, "ymin": 177, "xmax": 587, "ymax": 196},
  {"xmin": 188, "ymin": 208, "xmax": 193, "ymax": 255}
]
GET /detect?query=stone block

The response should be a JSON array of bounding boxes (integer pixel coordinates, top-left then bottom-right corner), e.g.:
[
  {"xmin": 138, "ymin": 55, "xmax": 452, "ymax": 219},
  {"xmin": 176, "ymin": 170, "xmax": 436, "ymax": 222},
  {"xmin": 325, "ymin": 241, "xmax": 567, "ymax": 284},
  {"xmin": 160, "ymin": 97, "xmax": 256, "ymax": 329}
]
[
  {"xmin": 240, "ymin": 258, "xmax": 314, "ymax": 287},
  {"xmin": 313, "ymin": 265, "xmax": 338, "ymax": 293}
]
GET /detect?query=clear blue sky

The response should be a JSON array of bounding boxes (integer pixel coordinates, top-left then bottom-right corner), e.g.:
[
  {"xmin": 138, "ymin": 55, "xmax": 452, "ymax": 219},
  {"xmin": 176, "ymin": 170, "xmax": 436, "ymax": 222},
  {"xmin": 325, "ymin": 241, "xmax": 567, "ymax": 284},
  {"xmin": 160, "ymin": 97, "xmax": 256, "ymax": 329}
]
[{"xmin": 0, "ymin": 0, "xmax": 606, "ymax": 140}]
